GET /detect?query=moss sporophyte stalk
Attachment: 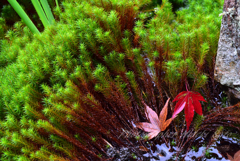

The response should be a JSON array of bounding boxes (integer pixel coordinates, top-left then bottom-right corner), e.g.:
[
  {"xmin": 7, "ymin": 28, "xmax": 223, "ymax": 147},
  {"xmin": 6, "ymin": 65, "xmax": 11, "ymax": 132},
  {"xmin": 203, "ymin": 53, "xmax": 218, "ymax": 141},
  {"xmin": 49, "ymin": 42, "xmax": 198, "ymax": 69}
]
[{"xmin": 1, "ymin": 0, "xmax": 240, "ymax": 160}]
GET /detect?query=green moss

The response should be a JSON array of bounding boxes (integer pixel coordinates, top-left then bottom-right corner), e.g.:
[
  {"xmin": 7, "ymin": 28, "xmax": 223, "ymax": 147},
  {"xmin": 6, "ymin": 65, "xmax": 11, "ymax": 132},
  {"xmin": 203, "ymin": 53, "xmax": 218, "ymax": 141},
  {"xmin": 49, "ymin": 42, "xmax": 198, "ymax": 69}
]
[{"xmin": 0, "ymin": 0, "xmax": 224, "ymax": 160}]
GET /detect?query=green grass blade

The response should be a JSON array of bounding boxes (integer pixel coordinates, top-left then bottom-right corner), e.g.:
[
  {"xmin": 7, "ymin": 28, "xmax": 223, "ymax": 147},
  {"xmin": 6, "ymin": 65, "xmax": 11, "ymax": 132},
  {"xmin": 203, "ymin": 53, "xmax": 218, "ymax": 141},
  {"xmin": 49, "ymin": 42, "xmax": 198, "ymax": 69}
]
[
  {"xmin": 7, "ymin": 0, "xmax": 40, "ymax": 34},
  {"xmin": 55, "ymin": 0, "xmax": 59, "ymax": 8},
  {"xmin": 31, "ymin": 0, "xmax": 50, "ymax": 28},
  {"xmin": 40, "ymin": 0, "xmax": 55, "ymax": 24}
]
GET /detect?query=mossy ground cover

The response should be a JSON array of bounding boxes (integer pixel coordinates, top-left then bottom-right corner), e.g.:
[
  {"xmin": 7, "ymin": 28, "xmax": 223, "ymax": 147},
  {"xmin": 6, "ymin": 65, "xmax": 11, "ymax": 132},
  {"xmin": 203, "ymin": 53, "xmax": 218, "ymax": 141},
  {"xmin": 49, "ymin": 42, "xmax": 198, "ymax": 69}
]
[{"xmin": 0, "ymin": 0, "xmax": 239, "ymax": 160}]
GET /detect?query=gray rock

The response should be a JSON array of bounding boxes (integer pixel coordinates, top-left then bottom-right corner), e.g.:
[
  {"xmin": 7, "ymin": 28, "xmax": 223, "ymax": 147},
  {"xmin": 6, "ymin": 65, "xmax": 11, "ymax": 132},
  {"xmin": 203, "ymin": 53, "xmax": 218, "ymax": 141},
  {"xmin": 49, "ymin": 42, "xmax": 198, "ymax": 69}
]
[
  {"xmin": 214, "ymin": 0, "xmax": 240, "ymax": 102},
  {"xmin": 227, "ymin": 87, "xmax": 240, "ymax": 105}
]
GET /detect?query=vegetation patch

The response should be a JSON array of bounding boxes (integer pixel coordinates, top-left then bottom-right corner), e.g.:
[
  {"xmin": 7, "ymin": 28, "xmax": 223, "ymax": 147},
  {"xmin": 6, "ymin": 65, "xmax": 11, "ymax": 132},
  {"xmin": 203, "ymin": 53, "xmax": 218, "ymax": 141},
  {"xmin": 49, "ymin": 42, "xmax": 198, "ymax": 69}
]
[{"xmin": 0, "ymin": 0, "xmax": 240, "ymax": 160}]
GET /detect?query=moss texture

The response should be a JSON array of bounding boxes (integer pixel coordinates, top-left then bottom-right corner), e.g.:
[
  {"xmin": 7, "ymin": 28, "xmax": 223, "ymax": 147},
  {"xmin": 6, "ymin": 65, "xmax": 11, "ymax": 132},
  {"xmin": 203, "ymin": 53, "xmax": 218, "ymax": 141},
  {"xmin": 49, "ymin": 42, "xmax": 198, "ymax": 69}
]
[{"xmin": 0, "ymin": 0, "xmax": 232, "ymax": 160}]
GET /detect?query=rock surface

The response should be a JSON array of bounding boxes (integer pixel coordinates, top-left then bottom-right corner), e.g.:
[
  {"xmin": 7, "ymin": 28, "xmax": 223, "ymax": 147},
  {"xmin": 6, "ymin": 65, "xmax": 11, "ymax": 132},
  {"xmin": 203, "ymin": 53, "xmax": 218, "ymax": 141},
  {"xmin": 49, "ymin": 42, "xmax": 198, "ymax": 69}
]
[{"xmin": 215, "ymin": 0, "xmax": 240, "ymax": 101}]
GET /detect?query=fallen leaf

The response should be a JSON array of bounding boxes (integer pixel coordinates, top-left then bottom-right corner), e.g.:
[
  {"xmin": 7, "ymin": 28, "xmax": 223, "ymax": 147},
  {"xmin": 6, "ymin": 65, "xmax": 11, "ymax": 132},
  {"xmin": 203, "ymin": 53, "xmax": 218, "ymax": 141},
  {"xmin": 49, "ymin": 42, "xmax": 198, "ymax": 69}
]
[
  {"xmin": 135, "ymin": 98, "xmax": 172, "ymax": 139},
  {"xmin": 139, "ymin": 146, "xmax": 149, "ymax": 152},
  {"xmin": 172, "ymin": 91, "xmax": 206, "ymax": 131},
  {"xmin": 227, "ymin": 150, "xmax": 240, "ymax": 161}
]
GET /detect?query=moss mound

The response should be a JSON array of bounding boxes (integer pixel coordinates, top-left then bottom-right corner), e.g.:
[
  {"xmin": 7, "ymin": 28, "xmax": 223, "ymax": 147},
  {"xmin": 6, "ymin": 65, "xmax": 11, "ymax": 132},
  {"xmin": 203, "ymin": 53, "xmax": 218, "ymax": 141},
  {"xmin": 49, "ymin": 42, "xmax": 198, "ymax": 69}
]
[{"xmin": 0, "ymin": 0, "xmax": 228, "ymax": 160}]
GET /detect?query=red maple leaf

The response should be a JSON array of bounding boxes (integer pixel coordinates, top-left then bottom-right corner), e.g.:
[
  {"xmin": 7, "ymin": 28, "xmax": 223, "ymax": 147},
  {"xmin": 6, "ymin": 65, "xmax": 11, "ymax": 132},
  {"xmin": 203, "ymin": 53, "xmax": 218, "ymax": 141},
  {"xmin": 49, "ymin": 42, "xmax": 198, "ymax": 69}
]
[{"xmin": 172, "ymin": 91, "xmax": 206, "ymax": 131}]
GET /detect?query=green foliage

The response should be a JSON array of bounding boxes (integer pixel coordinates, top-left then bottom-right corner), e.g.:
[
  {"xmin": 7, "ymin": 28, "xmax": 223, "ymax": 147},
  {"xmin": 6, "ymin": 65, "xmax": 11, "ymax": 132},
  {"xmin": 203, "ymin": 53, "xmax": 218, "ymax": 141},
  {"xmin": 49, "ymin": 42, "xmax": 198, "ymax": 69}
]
[
  {"xmin": 0, "ymin": 0, "xmax": 224, "ymax": 160},
  {"xmin": 131, "ymin": 153, "xmax": 137, "ymax": 159},
  {"xmin": 135, "ymin": 135, "xmax": 140, "ymax": 141},
  {"xmin": 193, "ymin": 114, "xmax": 204, "ymax": 131},
  {"xmin": 0, "ymin": 0, "xmax": 62, "ymax": 34},
  {"xmin": 171, "ymin": 140, "xmax": 176, "ymax": 146},
  {"xmin": 191, "ymin": 145, "xmax": 198, "ymax": 152},
  {"xmin": 8, "ymin": 0, "xmax": 40, "ymax": 34},
  {"xmin": 205, "ymin": 149, "xmax": 211, "ymax": 158}
]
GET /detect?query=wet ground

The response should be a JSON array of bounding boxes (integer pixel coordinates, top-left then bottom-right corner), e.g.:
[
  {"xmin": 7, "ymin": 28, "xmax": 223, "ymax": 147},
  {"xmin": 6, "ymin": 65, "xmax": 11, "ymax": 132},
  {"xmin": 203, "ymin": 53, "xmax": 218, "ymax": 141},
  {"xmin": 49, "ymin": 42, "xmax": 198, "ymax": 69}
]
[
  {"xmin": 142, "ymin": 135, "xmax": 240, "ymax": 160},
  {"xmin": 106, "ymin": 85, "xmax": 240, "ymax": 160},
  {"xmin": 107, "ymin": 130, "xmax": 240, "ymax": 160}
]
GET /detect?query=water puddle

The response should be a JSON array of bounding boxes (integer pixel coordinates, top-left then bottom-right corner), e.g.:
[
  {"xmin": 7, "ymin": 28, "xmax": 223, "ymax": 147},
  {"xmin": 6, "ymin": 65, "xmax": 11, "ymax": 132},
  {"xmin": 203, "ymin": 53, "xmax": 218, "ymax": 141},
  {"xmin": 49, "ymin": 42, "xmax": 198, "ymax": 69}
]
[
  {"xmin": 107, "ymin": 133, "xmax": 240, "ymax": 160},
  {"xmin": 141, "ymin": 134, "xmax": 240, "ymax": 161}
]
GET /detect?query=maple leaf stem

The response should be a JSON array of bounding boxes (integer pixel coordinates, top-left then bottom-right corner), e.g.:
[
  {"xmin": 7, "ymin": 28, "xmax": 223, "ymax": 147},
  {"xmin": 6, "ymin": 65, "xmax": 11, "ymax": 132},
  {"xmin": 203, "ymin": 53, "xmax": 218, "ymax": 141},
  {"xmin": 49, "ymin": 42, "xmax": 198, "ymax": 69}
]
[{"xmin": 185, "ymin": 80, "xmax": 188, "ymax": 91}]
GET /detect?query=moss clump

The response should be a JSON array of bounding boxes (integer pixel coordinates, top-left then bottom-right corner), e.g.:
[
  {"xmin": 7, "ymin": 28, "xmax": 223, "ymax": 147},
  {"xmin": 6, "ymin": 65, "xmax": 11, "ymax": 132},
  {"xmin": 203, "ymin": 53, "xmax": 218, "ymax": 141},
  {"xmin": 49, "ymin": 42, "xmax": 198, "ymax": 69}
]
[{"xmin": 0, "ymin": 0, "xmax": 225, "ymax": 160}]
